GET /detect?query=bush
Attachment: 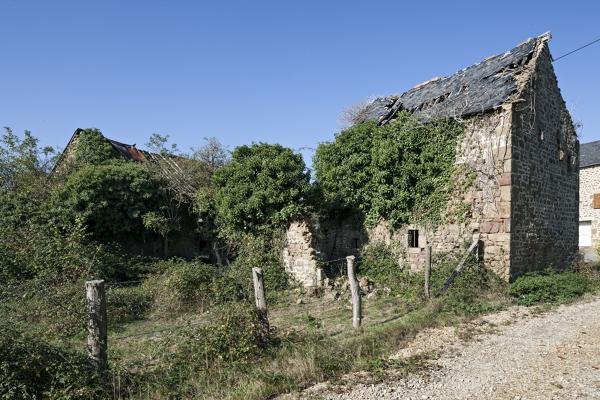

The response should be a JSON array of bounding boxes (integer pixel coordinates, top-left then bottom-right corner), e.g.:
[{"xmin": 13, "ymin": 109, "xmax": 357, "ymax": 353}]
[
  {"xmin": 156, "ymin": 302, "xmax": 273, "ymax": 395},
  {"xmin": 234, "ymin": 234, "xmax": 289, "ymax": 295},
  {"xmin": 144, "ymin": 259, "xmax": 248, "ymax": 314},
  {"xmin": 508, "ymin": 270, "xmax": 596, "ymax": 306},
  {"xmin": 358, "ymin": 243, "xmax": 423, "ymax": 305},
  {"xmin": 107, "ymin": 285, "xmax": 153, "ymax": 325},
  {"xmin": 0, "ymin": 322, "xmax": 103, "ymax": 399},
  {"xmin": 359, "ymin": 244, "xmax": 507, "ymax": 313},
  {"xmin": 314, "ymin": 113, "xmax": 464, "ymax": 227},
  {"xmin": 51, "ymin": 162, "xmax": 165, "ymax": 243},
  {"xmin": 212, "ymin": 143, "xmax": 311, "ymax": 237}
]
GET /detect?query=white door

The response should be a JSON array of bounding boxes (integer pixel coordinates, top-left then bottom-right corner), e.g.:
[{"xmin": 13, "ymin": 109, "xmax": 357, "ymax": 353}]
[{"xmin": 579, "ymin": 221, "xmax": 592, "ymax": 247}]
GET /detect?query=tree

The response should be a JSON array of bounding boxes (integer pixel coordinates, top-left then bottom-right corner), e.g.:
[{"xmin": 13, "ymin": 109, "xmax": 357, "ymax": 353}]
[
  {"xmin": 0, "ymin": 127, "xmax": 56, "ymax": 194},
  {"xmin": 212, "ymin": 143, "xmax": 311, "ymax": 238}
]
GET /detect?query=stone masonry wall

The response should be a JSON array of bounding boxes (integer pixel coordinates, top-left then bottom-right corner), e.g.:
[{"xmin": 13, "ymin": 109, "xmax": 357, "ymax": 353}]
[
  {"xmin": 283, "ymin": 107, "xmax": 514, "ymax": 286},
  {"xmin": 282, "ymin": 39, "xmax": 578, "ymax": 287},
  {"xmin": 366, "ymin": 107, "xmax": 513, "ymax": 277},
  {"xmin": 579, "ymin": 166, "xmax": 600, "ymax": 254},
  {"xmin": 282, "ymin": 220, "xmax": 320, "ymax": 287},
  {"xmin": 509, "ymin": 41, "xmax": 579, "ymax": 278}
]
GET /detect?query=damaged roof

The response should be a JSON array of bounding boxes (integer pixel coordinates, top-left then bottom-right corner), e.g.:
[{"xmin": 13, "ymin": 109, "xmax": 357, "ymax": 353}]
[
  {"xmin": 580, "ymin": 140, "xmax": 600, "ymax": 168},
  {"xmin": 54, "ymin": 129, "xmax": 199, "ymax": 197},
  {"xmin": 359, "ymin": 33, "xmax": 550, "ymax": 125},
  {"xmin": 105, "ymin": 137, "xmax": 148, "ymax": 162}
]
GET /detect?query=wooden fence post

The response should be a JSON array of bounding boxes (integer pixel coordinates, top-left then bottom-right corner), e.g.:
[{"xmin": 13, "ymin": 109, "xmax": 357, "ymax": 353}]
[
  {"xmin": 85, "ymin": 280, "xmax": 107, "ymax": 371},
  {"xmin": 252, "ymin": 267, "xmax": 269, "ymax": 332},
  {"xmin": 424, "ymin": 244, "xmax": 432, "ymax": 299},
  {"xmin": 346, "ymin": 256, "xmax": 361, "ymax": 329}
]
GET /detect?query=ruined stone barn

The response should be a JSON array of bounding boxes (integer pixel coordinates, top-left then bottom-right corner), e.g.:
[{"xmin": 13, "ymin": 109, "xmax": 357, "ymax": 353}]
[
  {"xmin": 578, "ymin": 140, "xmax": 600, "ymax": 262},
  {"xmin": 283, "ymin": 33, "xmax": 579, "ymax": 287},
  {"xmin": 53, "ymin": 128, "xmax": 211, "ymax": 259}
]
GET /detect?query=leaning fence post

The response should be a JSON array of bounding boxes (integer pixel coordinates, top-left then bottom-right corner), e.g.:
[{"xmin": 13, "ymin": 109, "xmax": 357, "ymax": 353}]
[
  {"xmin": 252, "ymin": 267, "xmax": 269, "ymax": 332},
  {"xmin": 85, "ymin": 280, "xmax": 107, "ymax": 371},
  {"xmin": 424, "ymin": 244, "xmax": 432, "ymax": 299},
  {"xmin": 346, "ymin": 256, "xmax": 362, "ymax": 329}
]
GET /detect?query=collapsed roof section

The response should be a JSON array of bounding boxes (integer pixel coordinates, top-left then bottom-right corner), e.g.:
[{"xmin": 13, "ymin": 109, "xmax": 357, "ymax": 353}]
[{"xmin": 359, "ymin": 33, "xmax": 551, "ymax": 125}]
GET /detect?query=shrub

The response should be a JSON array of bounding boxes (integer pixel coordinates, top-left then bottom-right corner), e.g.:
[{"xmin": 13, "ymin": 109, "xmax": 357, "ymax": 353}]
[
  {"xmin": 157, "ymin": 302, "xmax": 273, "ymax": 395},
  {"xmin": 359, "ymin": 243, "xmax": 402, "ymax": 283},
  {"xmin": 508, "ymin": 270, "xmax": 596, "ymax": 306},
  {"xmin": 144, "ymin": 259, "xmax": 220, "ymax": 312},
  {"xmin": 358, "ymin": 243, "xmax": 422, "ymax": 304},
  {"xmin": 144, "ymin": 259, "xmax": 248, "ymax": 314},
  {"xmin": 107, "ymin": 285, "xmax": 153, "ymax": 325},
  {"xmin": 234, "ymin": 234, "xmax": 289, "ymax": 294},
  {"xmin": 212, "ymin": 143, "xmax": 311, "ymax": 237},
  {"xmin": 51, "ymin": 162, "xmax": 165, "ymax": 243},
  {"xmin": 0, "ymin": 321, "xmax": 103, "ymax": 399}
]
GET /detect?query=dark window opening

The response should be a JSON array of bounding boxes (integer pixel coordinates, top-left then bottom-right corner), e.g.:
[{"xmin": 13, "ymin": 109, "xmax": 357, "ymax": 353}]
[
  {"xmin": 408, "ymin": 229, "xmax": 419, "ymax": 248},
  {"xmin": 352, "ymin": 238, "xmax": 359, "ymax": 249}
]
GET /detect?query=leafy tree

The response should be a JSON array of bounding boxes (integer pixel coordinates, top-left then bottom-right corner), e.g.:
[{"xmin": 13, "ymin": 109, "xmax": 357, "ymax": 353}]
[
  {"xmin": 191, "ymin": 137, "xmax": 230, "ymax": 171},
  {"xmin": 212, "ymin": 143, "xmax": 310, "ymax": 237},
  {"xmin": 0, "ymin": 127, "xmax": 56, "ymax": 194},
  {"xmin": 74, "ymin": 128, "xmax": 120, "ymax": 167},
  {"xmin": 314, "ymin": 112, "xmax": 463, "ymax": 227},
  {"xmin": 146, "ymin": 133, "xmax": 180, "ymax": 155},
  {"xmin": 52, "ymin": 162, "xmax": 165, "ymax": 242}
]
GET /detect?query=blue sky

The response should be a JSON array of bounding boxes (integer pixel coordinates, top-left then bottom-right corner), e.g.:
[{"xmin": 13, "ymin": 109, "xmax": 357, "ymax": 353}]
[{"xmin": 2, "ymin": 0, "xmax": 599, "ymax": 167}]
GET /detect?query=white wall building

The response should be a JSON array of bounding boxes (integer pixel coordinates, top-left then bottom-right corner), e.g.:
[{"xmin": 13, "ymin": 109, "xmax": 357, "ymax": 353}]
[{"xmin": 579, "ymin": 141, "xmax": 600, "ymax": 262}]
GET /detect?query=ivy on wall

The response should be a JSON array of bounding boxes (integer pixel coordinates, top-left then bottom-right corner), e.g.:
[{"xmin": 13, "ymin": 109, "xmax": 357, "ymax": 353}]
[{"xmin": 314, "ymin": 111, "xmax": 464, "ymax": 228}]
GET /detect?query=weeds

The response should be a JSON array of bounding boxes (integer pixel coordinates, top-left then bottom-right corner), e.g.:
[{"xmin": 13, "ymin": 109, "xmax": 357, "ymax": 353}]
[{"xmin": 508, "ymin": 268, "xmax": 599, "ymax": 305}]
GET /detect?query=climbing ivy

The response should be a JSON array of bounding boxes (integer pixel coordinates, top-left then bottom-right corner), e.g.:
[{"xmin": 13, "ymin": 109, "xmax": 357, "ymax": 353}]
[
  {"xmin": 75, "ymin": 128, "xmax": 120, "ymax": 167},
  {"xmin": 314, "ymin": 111, "xmax": 464, "ymax": 228}
]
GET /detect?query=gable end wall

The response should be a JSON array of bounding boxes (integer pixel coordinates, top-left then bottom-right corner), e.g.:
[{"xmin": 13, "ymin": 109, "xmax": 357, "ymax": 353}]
[{"xmin": 509, "ymin": 42, "xmax": 579, "ymax": 278}]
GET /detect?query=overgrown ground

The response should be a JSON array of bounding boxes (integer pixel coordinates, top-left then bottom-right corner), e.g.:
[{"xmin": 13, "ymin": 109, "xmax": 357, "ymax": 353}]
[{"xmin": 3, "ymin": 252, "xmax": 598, "ymax": 400}]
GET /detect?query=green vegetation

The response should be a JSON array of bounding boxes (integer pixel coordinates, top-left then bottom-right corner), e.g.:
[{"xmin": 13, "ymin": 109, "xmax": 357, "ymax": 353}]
[
  {"xmin": 74, "ymin": 128, "xmax": 120, "ymax": 167},
  {"xmin": 212, "ymin": 143, "xmax": 311, "ymax": 238},
  {"xmin": 52, "ymin": 162, "xmax": 166, "ymax": 242},
  {"xmin": 314, "ymin": 113, "xmax": 464, "ymax": 227},
  {"xmin": 508, "ymin": 268, "xmax": 599, "ymax": 305},
  {"xmin": 1, "ymin": 125, "xmax": 598, "ymax": 399}
]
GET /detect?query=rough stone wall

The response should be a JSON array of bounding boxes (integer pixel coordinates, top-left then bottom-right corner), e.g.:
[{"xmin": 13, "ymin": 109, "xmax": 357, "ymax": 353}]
[
  {"xmin": 509, "ymin": 41, "xmax": 579, "ymax": 278},
  {"xmin": 366, "ymin": 107, "xmax": 513, "ymax": 276},
  {"xmin": 579, "ymin": 166, "xmax": 600, "ymax": 255},
  {"xmin": 282, "ymin": 220, "xmax": 320, "ymax": 287},
  {"xmin": 282, "ymin": 39, "xmax": 578, "ymax": 286}
]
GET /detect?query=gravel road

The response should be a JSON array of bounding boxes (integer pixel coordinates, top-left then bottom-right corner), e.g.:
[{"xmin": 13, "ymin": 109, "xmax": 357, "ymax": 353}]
[{"xmin": 290, "ymin": 297, "xmax": 600, "ymax": 400}]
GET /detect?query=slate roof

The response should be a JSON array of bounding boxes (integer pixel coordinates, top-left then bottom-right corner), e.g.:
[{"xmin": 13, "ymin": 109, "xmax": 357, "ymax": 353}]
[
  {"xmin": 580, "ymin": 140, "xmax": 600, "ymax": 168},
  {"xmin": 359, "ymin": 33, "xmax": 550, "ymax": 125}
]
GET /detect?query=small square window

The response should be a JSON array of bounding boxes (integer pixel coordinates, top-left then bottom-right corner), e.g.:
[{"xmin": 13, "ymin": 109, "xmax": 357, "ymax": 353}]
[{"xmin": 408, "ymin": 229, "xmax": 419, "ymax": 248}]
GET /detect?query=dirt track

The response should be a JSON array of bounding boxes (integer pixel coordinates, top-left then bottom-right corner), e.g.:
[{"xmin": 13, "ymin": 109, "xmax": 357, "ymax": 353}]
[{"xmin": 294, "ymin": 296, "xmax": 600, "ymax": 399}]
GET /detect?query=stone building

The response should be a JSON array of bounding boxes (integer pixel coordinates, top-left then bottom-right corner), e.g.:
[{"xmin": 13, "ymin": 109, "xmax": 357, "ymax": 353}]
[
  {"xmin": 53, "ymin": 128, "xmax": 211, "ymax": 259},
  {"xmin": 578, "ymin": 141, "xmax": 600, "ymax": 262},
  {"xmin": 283, "ymin": 33, "xmax": 579, "ymax": 287}
]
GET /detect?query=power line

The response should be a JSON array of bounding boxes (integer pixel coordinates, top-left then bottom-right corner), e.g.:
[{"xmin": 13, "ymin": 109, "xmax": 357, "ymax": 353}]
[{"xmin": 553, "ymin": 37, "xmax": 600, "ymax": 62}]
